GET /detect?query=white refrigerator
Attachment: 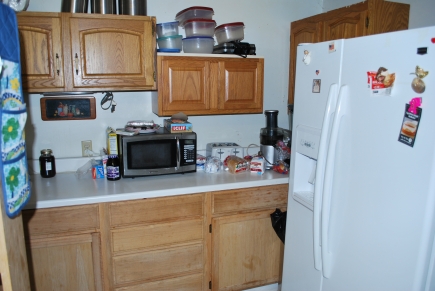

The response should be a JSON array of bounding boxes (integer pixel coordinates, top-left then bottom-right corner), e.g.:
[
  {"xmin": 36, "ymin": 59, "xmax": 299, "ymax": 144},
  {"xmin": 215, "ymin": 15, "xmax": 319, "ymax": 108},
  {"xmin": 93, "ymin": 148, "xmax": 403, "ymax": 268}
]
[{"xmin": 281, "ymin": 26, "xmax": 435, "ymax": 291}]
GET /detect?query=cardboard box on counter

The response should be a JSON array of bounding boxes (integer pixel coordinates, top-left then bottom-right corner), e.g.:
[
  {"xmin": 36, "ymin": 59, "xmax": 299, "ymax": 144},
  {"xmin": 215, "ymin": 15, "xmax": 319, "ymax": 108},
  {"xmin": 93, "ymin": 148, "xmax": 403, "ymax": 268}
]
[
  {"xmin": 106, "ymin": 127, "xmax": 118, "ymax": 155},
  {"xmin": 164, "ymin": 119, "xmax": 193, "ymax": 133}
]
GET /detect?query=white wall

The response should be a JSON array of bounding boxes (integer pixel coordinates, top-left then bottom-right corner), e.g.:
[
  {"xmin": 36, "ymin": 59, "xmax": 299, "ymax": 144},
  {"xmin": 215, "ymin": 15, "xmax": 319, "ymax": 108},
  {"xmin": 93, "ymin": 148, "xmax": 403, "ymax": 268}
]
[
  {"xmin": 24, "ymin": 0, "xmax": 322, "ymax": 160},
  {"xmin": 322, "ymin": 0, "xmax": 435, "ymax": 29},
  {"xmin": 24, "ymin": 0, "xmax": 434, "ymax": 161}
]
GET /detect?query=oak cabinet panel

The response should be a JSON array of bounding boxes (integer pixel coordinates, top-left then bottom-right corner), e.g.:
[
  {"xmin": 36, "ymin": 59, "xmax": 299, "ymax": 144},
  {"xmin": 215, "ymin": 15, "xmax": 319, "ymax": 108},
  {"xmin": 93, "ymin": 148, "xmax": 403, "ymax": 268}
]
[
  {"xmin": 212, "ymin": 210, "xmax": 284, "ymax": 291},
  {"xmin": 17, "ymin": 13, "xmax": 65, "ymax": 91},
  {"xmin": 23, "ymin": 206, "xmax": 102, "ymax": 291},
  {"xmin": 114, "ymin": 273, "xmax": 203, "ymax": 291},
  {"xmin": 107, "ymin": 194, "xmax": 207, "ymax": 290},
  {"xmin": 22, "ymin": 184, "xmax": 288, "ymax": 291},
  {"xmin": 17, "ymin": 12, "xmax": 156, "ymax": 93},
  {"xmin": 210, "ymin": 184, "xmax": 288, "ymax": 291},
  {"xmin": 152, "ymin": 55, "xmax": 264, "ymax": 116},
  {"xmin": 288, "ymin": 0, "xmax": 409, "ymax": 104},
  {"xmin": 113, "ymin": 244, "xmax": 203, "ymax": 285}
]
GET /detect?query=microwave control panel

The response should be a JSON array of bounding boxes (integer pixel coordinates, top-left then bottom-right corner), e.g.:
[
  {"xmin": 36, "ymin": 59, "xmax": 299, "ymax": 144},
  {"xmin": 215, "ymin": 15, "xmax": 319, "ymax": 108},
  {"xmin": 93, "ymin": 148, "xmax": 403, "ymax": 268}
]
[{"xmin": 181, "ymin": 139, "xmax": 196, "ymax": 165}]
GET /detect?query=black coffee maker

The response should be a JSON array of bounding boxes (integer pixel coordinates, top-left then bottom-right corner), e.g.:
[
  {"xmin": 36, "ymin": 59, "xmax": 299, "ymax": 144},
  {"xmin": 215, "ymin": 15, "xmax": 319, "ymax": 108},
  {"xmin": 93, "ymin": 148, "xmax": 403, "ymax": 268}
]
[{"xmin": 260, "ymin": 110, "xmax": 284, "ymax": 169}]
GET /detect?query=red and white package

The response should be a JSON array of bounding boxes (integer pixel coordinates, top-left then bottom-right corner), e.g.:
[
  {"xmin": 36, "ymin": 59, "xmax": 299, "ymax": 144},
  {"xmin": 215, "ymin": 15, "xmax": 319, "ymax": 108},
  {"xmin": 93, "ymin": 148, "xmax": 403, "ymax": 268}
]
[{"xmin": 367, "ymin": 67, "xmax": 395, "ymax": 96}]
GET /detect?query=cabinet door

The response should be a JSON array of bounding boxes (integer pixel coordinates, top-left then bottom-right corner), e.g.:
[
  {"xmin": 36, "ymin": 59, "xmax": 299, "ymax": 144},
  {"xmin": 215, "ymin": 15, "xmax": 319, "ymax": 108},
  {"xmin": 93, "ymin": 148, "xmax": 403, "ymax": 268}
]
[
  {"xmin": 288, "ymin": 20, "xmax": 321, "ymax": 105},
  {"xmin": 68, "ymin": 14, "xmax": 156, "ymax": 91},
  {"xmin": 17, "ymin": 13, "xmax": 65, "ymax": 92},
  {"xmin": 216, "ymin": 58, "xmax": 264, "ymax": 113},
  {"xmin": 212, "ymin": 210, "xmax": 284, "ymax": 291},
  {"xmin": 26, "ymin": 233, "xmax": 102, "ymax": 291},
  {"xmin": 321, "ymin": 10, "xmax": 368, "ymax": 41},
  {"xmin": 159, "ymin": 58, "xmax": 210, "ymax": 114}
]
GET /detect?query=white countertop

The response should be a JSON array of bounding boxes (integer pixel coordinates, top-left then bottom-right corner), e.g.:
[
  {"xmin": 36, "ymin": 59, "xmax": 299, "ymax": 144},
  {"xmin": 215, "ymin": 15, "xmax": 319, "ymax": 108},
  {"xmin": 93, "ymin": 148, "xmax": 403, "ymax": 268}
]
[{"xmin": 26, "ymin": 170, "xmax": 289, "ymax": 209}]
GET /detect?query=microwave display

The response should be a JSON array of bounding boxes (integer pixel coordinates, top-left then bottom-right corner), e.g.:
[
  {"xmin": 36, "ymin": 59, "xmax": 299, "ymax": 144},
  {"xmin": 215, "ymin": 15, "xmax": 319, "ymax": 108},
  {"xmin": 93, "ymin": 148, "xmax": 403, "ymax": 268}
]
[{"xmin": 118, "ymin": 130, "xmax": 197, "ymax": 178}]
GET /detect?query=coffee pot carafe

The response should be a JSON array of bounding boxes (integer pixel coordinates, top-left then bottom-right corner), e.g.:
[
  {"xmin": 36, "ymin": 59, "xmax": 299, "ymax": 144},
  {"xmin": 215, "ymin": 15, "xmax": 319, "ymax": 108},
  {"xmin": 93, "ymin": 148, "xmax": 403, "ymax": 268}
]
[{"xmin": 260, "ymin": 110, "xmax": 284, "ymax": 169}]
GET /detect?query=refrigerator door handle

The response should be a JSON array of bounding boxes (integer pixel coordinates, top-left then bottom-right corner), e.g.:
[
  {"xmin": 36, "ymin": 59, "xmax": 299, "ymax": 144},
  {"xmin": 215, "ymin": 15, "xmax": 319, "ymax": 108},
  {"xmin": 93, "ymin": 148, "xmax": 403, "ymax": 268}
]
[
  {"xmin": 321, "ymin": 85, "xmax": 349, "ymax": 278},
  {"xmin": 313, "ymin": 83, "xmax": 339, "ymax": 271}
]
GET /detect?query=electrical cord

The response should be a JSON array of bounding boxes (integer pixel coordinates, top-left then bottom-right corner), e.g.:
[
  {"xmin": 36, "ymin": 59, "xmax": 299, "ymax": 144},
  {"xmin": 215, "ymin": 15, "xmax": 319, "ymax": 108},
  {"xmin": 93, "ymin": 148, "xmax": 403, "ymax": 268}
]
[{"xmin": 101, "ymin": 92, "xmax": 117, "ymax": 112}]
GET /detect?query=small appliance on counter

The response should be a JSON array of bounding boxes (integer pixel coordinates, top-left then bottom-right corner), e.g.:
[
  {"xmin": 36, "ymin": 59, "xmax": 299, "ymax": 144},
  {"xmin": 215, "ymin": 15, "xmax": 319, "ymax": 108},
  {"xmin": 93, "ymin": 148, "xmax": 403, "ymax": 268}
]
[
  {"xmin": 213, "ymin": 41, "xmax": 256, "ymax": 56},
  {"xmin": 260, "ymin": 110, "xmax": 284, "ymax": 169},
  {"xmin": 206, "ymin": 142, "xmax": 244, "ymax": 163}
]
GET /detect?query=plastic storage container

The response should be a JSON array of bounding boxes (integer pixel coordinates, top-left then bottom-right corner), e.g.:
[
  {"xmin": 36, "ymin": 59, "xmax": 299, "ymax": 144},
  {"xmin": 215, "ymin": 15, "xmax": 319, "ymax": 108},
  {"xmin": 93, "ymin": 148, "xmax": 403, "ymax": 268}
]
[
  {"xmin": 175, "ymin": 6, "xmax": 214, "ymax": 27},
  {"xmin": 184, "ymin": 18, "xmax": 216, "ymax": 37},
  {"xmin": 157, "ymin": 35, "xmax": 182, "ymax": 50},
  {"xmin": 215, "ymin": 22, "xmax": 245, "ymax": 44},
  {"xmin": 182, "ymin": 36, "xmax": 214, "ymax": 53},
  {"xmin": 156, "ymin": 21, "xmax": 179, "ymax": 38}
]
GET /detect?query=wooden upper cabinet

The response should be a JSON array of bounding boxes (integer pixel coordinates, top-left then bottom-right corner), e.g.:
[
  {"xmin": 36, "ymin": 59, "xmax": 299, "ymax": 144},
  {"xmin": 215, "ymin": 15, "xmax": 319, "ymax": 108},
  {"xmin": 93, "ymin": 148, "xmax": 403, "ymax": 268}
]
[
  {"xmin": 152, "ymin": 55, "xmax": 264, "ymax": 116},
  {"xmin": 17, "ymin": 13, "xmax": 65, "ymax": 91},
  {"xmin": 67, "ymin": 13, "xmax": 156, "ymax": 91},
  {"xmin": 17, "ymin": 12, "xmax": 156, "ymax": 93},
  {"xmin": 288, "ymin": 0, "xmax": 409, "ymax": 105}
]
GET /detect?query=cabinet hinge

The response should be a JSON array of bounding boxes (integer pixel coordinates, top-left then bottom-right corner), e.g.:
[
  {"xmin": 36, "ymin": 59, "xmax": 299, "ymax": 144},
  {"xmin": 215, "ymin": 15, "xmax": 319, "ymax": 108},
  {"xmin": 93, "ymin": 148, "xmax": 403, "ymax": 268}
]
[
  {"xmin": 153, "ymin": 71, "xmax": 156, "ymax": 82},
  {"xmin": 365, "ymin": 17, "xmax": 369, "ymax": 28},
  {"xmin": 209, "ymin": 280, "xmax": 212, "ymax": 289},
  {"xmin": 209, "ymin": 224, "xmax": 212, "ymax": 233},
  {"xmin": 152, "ymin": 25, "xmax": 155, "ymax": 37}
]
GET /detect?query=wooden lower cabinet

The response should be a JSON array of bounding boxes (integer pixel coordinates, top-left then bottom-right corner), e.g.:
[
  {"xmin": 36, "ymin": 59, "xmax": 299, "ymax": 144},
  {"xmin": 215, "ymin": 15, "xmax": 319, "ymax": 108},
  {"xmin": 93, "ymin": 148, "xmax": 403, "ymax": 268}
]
[
  {"xmin": 212, "ymin": 211, "xmax": 283, "ymax": 291},
  {"xmin": 22, "ymin": 184, "xmax": 288, "ymax": 291},
  {"xmin": 210, "ymin": 184, "xmax": 288, "ymax": 291},
  {"xmin": 105, "ymin": 193, "xmax": 208, "ymax": 291},
  {"xmin": 22, "ymin": 204, "xmax": 102, "ymax": 291}
]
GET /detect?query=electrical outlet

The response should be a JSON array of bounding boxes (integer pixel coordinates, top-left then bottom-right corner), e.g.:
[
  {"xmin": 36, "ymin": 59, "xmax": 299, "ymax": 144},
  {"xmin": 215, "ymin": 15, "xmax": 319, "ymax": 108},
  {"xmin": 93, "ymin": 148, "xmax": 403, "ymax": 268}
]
[{"xmin": 81, "ymin": 140, "xmax": 92, "ymax": 157}]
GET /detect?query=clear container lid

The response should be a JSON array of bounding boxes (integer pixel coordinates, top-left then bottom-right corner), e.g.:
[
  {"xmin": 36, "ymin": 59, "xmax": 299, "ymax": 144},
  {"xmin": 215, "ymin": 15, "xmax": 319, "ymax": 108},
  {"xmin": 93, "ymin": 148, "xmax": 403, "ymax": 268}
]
[
  {"xmin": 184, "ymin": 18, "xmax": 216, "ymax": 25},
  {"xmin": 157, "ymin": 35, "xmax": 183, "ymax": 40},
  {"xmin": 157, "ymin": 21, "xmax": 179, "ymax": 26},
  {"xmin": 215, "ymin": 22, "xmax": 245, "ymax": 32},
  {"xmin": 175, "ymin": 6, "xmax": 214, "ymax": 18},
  {"xmin": 157, "ymin": 48, "xmax": 181, "ymax": 53},
  {"xmin": 182, "ymin": 36, "xmax": 214, "ymax": 40}
]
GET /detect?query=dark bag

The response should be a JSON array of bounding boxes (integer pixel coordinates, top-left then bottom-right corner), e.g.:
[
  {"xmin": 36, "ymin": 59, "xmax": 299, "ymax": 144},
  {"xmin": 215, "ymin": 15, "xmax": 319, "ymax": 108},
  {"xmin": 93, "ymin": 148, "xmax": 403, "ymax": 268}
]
[{"xmin": 270, "ymin": 208, "xmax": 286, "ymax": 244}]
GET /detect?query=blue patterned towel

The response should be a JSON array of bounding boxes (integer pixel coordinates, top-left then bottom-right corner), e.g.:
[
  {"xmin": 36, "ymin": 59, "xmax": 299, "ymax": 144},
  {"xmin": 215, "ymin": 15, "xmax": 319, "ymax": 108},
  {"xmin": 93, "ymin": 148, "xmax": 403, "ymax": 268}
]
[{"xmin": 0, "ymin": 3, "xmax": 31, "ymax": 218}]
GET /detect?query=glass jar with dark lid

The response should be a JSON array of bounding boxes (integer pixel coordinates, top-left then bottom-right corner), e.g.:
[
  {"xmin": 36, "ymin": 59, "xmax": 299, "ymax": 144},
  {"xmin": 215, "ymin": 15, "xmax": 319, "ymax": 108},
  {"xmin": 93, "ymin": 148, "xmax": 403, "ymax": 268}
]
[{"xmin": 39, "ymin": 149, "xmax": 56, "ymax": 178}]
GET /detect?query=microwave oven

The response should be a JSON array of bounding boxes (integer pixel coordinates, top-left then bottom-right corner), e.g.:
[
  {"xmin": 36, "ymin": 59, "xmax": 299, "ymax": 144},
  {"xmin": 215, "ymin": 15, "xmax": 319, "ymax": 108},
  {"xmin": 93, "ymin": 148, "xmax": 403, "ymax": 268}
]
[{"xmin": 117, "ymin": 129, "xmax": 197, "ymax": 178}]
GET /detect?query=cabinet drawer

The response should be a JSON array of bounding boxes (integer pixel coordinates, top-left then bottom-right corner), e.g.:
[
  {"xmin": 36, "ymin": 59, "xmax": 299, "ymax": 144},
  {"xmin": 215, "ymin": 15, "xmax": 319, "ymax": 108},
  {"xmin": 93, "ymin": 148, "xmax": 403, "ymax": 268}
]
[
  {"xmin": 212, "ymin": 184, "xmax": 288, "ymax": 215},
  {"xmin": 23, "ymin": 204, "xmax": 99, "ymax": 237},
  {"xmin": 114, "ymin": 273, "xmax": 203, "ymax": 291},
  {"xmin": 112, "ymin": 218, "xmax": 203, "ymax": 253},
  {"xmin": 113, "ymin": 244, "xmax": 203, "ymax": 285},
  {"xmin": 109, "ymin": 194, "xmax": 203, "ymax": 227}
]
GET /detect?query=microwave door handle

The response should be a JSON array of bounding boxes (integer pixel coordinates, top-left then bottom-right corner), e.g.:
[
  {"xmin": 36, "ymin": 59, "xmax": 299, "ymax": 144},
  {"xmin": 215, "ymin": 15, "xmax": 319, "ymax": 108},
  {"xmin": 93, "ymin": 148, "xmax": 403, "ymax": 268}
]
[{"xmin": 176, "ymin": 137, "xmax": 180, "ymax": 170}]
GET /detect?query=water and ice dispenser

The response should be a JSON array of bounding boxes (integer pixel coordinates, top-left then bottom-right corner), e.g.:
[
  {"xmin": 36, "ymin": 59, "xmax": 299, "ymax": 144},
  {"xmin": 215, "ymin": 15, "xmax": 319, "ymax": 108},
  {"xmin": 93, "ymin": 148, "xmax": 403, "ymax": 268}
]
[{"xmin": 291, "ymin": 125, "xmax": 321, "ymax": 210}]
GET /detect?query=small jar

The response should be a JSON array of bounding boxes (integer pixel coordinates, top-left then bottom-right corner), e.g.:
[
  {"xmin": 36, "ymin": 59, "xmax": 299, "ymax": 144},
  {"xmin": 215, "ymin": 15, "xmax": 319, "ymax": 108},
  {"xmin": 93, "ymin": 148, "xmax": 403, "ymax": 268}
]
[
  {"xmin": 107, "ymin": 154, "xmax": 120, "ymax": 181},
  {"xmin": 39, "ymin": 149, "xmax": 56, "ymax": 178}
]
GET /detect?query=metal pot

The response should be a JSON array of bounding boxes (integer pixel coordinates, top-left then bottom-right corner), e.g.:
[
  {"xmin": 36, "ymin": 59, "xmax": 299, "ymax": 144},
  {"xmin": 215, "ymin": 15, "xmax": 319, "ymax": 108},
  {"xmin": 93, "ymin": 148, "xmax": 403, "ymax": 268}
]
[
  {"xmin": 61, "ymin": 0, "xmax": 88, "ymax": 13},
  {"xmin": 118, "ymin": 0, "xmax": 146, "ymax": 15},
  {"xmin": 90, "ymin": 0, "xmax": 116, "ymax": 14}
]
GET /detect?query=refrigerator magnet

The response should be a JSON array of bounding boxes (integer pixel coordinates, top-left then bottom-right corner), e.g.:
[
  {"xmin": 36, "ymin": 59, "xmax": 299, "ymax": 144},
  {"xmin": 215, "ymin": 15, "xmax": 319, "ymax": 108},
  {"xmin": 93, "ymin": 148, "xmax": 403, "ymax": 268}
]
[
  {"xmin": 312, "ymin": 79, "xmax": 321, "ymax": 93},
  {"xmin": 398, "ymin": 98, "xmax": 422, "ymax": 147},
  {"xmin": 303, "ymin": 50, "xmax": 311, "ymax": 65},
  {"xmin": 328, "ymin": 42, "xmax": 336, "ymax": 53},
  {"xmin": 411, "ymin": 66, "xmax": 429, "ymax": 94}
]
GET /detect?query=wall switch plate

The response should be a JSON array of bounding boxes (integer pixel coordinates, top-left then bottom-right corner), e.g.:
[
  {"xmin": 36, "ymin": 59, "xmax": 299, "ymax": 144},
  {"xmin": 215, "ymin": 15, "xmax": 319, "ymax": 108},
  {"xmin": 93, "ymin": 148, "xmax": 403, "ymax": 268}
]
[{"xmin": 81, "ymin": 140, "xmax": 92, "ymax": 157}]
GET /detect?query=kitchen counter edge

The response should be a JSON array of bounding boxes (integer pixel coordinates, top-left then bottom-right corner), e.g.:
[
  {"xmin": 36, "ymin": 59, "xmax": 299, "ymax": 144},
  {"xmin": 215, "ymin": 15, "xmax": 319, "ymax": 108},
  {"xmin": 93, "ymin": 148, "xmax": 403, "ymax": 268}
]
[{"xmin": 26, "ymin": 170, "xmax": 289, "ymax": 209}]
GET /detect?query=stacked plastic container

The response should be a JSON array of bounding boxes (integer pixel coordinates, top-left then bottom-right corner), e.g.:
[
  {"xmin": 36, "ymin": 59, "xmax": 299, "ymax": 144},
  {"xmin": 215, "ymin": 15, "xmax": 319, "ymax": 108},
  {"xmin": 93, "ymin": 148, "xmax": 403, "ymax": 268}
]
[
  {"xmin": 175, "ymin": 6, "xmax": 215, "ymax": 53},
  {"xmin": 156, "ymin": 21, "xmax": 182, "ymax": 52}
]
